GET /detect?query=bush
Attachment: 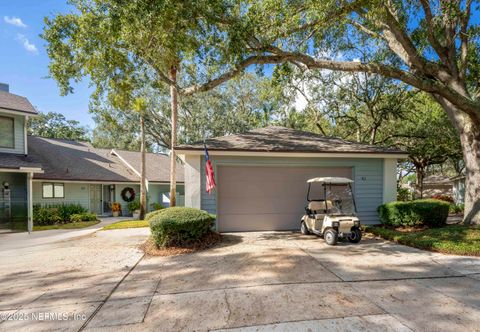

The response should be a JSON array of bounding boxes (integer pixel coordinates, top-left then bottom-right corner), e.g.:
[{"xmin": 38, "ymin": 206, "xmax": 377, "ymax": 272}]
[
  {"xmin": 33, "ymin": 205, "xmax": 62, "ymax": 225},
  {"xmin": 149, "ymin": 207, "xmax": 216, "ymax": 247},
  {"xmin": 431, "ymin": 194, "xmax": 454, "ymax": 204},
  {"xmin": 127, "ymin": 200, "xmax": 141, "ymax": 213},
  {"xmin": 397, "ymin": 187, "xmax": 412, "ymax": 201},
  {"xmin": 449, "ymin": 203, "xmax": 464, "ymax": 214},
  {"xmin": 377, "ymin": 199, "xmax": 450, "ymax": 228},
  {"xmin": 70, "ymin": 213, "xmax": 97, "ymax": 222},
  {"xmin": 70, "ymin": 214, "xmax": 83, "ymax": 223},
  {"xmin": 34, "ymin": 203, "xmax": 89, "ymax": 225},
  {"xmin": 150, "ymin": 202, "xmax": 164, "ymax": 211},
  {"xmin": 145, "ymin": 209, "xmax": 167, "ymax": 221}
]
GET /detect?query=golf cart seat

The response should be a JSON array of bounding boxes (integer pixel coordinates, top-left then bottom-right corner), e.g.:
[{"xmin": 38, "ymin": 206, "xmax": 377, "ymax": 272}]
[
  {"xmin": 308, "ymin": 201, "xmax": 328, "ymax": 214},
  {"xmin": 308, "ymin": 200, "xmax": 340, "ymax": 215}
]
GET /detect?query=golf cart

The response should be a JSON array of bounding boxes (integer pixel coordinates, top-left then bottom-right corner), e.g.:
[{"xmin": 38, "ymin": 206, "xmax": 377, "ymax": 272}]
[{"xmin": 300, "ymin": 177, "xmax": 362, "ymax": 245}]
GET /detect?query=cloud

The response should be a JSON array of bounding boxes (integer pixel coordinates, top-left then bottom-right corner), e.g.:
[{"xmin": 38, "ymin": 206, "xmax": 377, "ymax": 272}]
[
  {"xmin": 4, "ymin": 16, "xmax": 27, "ymax": 28},
  {"xmin": 17, "ymin": 34, "xmax": 38, "ymax": 54}
]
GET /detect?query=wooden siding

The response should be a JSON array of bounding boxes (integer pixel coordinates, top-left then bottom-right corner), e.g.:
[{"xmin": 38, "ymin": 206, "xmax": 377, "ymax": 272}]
[
  {"xmin": 201, "ymin": 156, "xmax": 384, "ymax": 224},
  {"xmin": 33, "ymin": 182, "xmax": 90, "ymax": 210},
  {"xmin": 0, "ymin": 112, "xmax": 25, "ymax": 154}
]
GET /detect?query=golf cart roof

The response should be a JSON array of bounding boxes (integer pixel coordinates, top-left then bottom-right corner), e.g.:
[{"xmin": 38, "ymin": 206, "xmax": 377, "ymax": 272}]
[{"xmin": 307, "ymin": 177, "xmax": 354, "ymax": 184}]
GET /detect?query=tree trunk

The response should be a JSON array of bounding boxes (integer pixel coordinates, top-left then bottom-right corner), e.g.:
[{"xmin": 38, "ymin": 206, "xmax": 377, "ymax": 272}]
[
  {"xmin": 169, "ymin": 66, "xmax": 178, "ymax": 207},
  {"xmin": 434, "ymin": 96, "xmax": 480, "ymax": 225},
  {"xmin": 457, "ymin": 120, "xmax": 480, "ymax": 225},
  {"xmin": 139, "ymin": 115, "xmax": 147, "ymax": 220},
  {"xmin": 415, "ymin": 166, "xmax": 425, "ymax": 199}
]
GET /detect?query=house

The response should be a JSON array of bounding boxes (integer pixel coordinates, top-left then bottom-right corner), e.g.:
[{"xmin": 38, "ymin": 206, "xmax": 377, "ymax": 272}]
[
  {"xmin": 176, "ymin": 126, "xmax": 408, "ymax": 232},
  {"xmin": 415, "ymin": 175, "xmax": 454, "ymax": 198},
  {"xmin": 28, "ymin": 136, "xmax": 185, "ymax": 216},
  {"xmin": 0, "ymin": 84, "xmax": 43, "ymax": 231},
  {"xmin": 0, "ymin": 84, "xmax": 184, "ymax": 232}
]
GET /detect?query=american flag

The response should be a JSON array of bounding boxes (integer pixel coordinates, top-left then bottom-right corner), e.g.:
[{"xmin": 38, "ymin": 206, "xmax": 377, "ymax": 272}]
[{"xmin": 204, "ymin": 143, "xmax": 216, "ymax": 194}]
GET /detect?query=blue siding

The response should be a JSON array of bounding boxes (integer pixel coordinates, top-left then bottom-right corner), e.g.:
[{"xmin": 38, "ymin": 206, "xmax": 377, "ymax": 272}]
[
  {"xmin": 201, "ymin": 156, "xmax": 384, "ymax": 224},
  {"xmin": 0, "ymin": 112, "xmax": 25, "ymax": 155}
]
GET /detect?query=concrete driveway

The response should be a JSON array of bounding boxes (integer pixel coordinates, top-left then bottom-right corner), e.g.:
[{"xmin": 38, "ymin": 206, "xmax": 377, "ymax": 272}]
[{"xmin": 1, "ymin": 231, "xmax": 479, "ymax": 331}]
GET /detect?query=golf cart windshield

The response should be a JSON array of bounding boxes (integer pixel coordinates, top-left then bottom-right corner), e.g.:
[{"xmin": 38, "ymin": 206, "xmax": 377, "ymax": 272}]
[
  {"xmin": 325, "ymin": 184, "xmax": 355, "ymax": 215},
  {"xmin": 306, "ymin": 178, "xmax": 356, "ymax": 216}
]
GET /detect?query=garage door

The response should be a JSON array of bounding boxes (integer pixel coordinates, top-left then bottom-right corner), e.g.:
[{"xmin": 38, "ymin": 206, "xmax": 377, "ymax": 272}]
[{"xmin": 217, "ymin": 166, "xmax": 353, "ymax": 232}]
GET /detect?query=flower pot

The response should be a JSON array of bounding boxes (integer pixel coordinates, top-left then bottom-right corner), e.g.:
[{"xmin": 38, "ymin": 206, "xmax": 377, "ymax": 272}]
[
  {"xmin": 112, "ymin": 211, "xmax": 120, "ymax": 217},
  {"xmin": 132, "ymin": 210, "xmax": 141, "ymax": 219}
]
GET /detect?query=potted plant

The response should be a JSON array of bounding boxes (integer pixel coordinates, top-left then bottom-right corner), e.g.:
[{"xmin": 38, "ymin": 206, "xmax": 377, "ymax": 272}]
[
  {"xmin": 127, "ymin": 200, "xmax": 141, "ymax": 219},
  {"xmin": 111, "ymin": 202, "xmax": 122, "ymax": 217}
]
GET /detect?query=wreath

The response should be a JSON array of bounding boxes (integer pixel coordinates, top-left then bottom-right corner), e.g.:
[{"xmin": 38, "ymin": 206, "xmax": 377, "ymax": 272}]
[{"xmin": 121, "ymin": 187, "xmax": 136, "ymax": 202}]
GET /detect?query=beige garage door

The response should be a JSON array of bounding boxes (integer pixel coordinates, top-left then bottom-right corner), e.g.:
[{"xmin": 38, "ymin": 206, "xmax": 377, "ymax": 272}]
[{"xmin": 217, "ymin": 166, "xmax": 353, "ymax": 232}]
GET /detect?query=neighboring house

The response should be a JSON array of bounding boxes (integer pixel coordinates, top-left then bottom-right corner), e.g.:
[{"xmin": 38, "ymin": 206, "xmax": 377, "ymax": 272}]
[
  {"xmin": 177, "ymin": 126, "xmax": 408, "ymax": 232},
  {"xmin": 415, "ymin": 175, "xmax": 453, "ymax": 198},
  {"xmin": 0, "ymin": 83, "xmax": 184, "ymax": 232},
  {"xmin": 0, "ymin": 83, "xmax": 43, "ymax": 230},
  {"xmin": 28, "ymin": 136, "xmax": 184, "ymax": 216},
  {"xmin": 451, "ymin": 175, "xmax": 465, "ymax": 205}
]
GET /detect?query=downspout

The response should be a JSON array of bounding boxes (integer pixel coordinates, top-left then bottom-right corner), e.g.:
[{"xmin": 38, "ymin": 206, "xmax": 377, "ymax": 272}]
[{"xmin": 24, "ymin": 116, "xmax": 28, "ymax": 156}]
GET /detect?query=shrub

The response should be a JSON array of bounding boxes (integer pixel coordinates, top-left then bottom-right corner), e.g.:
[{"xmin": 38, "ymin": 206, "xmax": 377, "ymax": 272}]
[
  {"xmin": 150, "ymin": 202, "xmax": 164, "ymax": 211},
  {"xmin": 377, "ymin": 199, "xmax": 450, "ymax": 228},
  {"xmin": 397, "ymin": 187, "xmax": 412, "ymax": 201},
  {"xmin": 127, "ymin": 200, "xmax": 141, "ymax": 213},
  {"xmin": 145, "ymin": 209, "xmax": 167, "ymax": 221},
  {"xmin": 34, "ymin": 203, "xmax": 88, "ymax": 225},
  {"xmin": 149, "ymin": 207, "xmax": 216, "ymax": 247},
  {"xmin": 431, "ymin": 194, "xmax": 454, "ymax": 204},
  {"xmin": 70, "ymin": 214, "xmax": 83, "ymax": 223},
  {"xmin": 449, "ymin": 204, "xmax": 464, "ymax": 214}
]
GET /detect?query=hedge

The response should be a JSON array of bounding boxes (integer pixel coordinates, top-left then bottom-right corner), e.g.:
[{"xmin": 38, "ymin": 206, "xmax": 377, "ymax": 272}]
[
  {"xmin": 145, "ymin": 209, "xmax": 167, "ymax": 221},
  {"xmin": 149, "ymin": 207, "xmax": 215, "ymax": 247},
  {"xmin": 70, "ymin": 213, "xmax": 97, "ymax": 223},
  {"xmin": 33, "ymin": 204, "xmax": 88, "ymax": 225},
  {"xmin": 377, "ymin": 199, "xmax": 450, "ymax": 228}
]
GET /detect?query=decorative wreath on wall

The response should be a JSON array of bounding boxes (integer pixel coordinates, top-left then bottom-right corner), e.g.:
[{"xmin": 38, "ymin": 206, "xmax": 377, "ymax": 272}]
[{"xmin": 121, "ymin": 187, "xmax": 136, "ymax": 202}]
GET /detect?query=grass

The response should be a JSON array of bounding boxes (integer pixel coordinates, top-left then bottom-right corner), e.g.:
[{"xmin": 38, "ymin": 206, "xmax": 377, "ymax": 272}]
[
  {"xmin": 366, "ymin": 224, "xmax": 480, "ymax": 256},
  {"xmin": 102, "ymin": 219, "xmax": 150, "ymax": 230},
  {"xmin": 7, "ymin": 220, "xmax": 100, "ymax": 231}
]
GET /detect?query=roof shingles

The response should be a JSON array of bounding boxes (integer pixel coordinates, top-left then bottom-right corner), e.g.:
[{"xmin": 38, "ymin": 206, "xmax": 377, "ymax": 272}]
[
  {"xmin": 0, "ymin": 91, "xmax": 37, "ymax": 115},
  {"xmin": 176, "ymin": 126, "xmax": 406, "ymax": 154},
  {"xmin": 27, "ymin": 136, "xmax": 183, "ymax": 183}
]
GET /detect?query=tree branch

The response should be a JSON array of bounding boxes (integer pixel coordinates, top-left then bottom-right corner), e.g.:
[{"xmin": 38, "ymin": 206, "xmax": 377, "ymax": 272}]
[
  {"xmin": 459, "ymin": 0, "xmax": 472, "ymax": 80},
  {"xmin": 180, "ymin": 55, "xmax": 287, "ymax": 96},
  {"xmin": 420, "ymin": 0, "xmax": 449, "ymax": 65}
]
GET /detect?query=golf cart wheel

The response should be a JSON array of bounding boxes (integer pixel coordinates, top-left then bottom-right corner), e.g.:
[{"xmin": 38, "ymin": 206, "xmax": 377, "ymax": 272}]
[
  {"xmin": 324, "ymin": 229, "xmax": 338, "ymax": 245},
  {"xmin": 348, "ymin": 227, "xmax": 362, "ymax": 243},
  {"xmin": 300, "ymin": 221, "xmax": 310, "ymax": 235}
]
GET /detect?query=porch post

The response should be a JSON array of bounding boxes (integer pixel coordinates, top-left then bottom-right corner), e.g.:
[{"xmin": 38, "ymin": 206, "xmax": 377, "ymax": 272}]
[{"xmin": 27, "ymin": 172, "xmax": 33, "ymax": 233}]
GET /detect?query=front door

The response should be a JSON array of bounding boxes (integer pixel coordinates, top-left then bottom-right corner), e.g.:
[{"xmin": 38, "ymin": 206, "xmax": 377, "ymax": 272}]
[{"xmin": 89, "ymin": 184, "xmax": 102, "ymax": 215}]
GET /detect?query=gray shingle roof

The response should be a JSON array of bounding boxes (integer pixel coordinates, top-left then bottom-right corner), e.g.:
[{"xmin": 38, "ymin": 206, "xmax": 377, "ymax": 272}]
[
  {"xmin": 28, "ymin": 136, "xmax": 183, "ymax": 183},
  {"xmin": 176, "ymin": 126, "xmax": 406, "ymax": 154},
  {"xmin": 113, "ymin": 150, "xmax": 184, "ymax": 183},
  {"xmin": 0, "ymin": 152, "xmax": 42, "ymax": 170},
  {"xmin": 0, "ymin": 91, "xmax": 37, "ymax": 115}
]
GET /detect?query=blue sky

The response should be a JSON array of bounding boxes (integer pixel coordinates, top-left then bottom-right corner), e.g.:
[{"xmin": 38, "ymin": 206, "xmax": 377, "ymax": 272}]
[{"xmin": 0, "ymin": 1, "xmax": 94, "ymax": 128}]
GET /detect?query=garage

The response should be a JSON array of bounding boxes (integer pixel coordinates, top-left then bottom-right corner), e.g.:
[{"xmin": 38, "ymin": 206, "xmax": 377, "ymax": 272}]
[
  {"xmin": 217, "ymin": 166, "xmax": 352, "ymax": 232},
  {"xmin": 177, "ymin": 126, "xmax": 406, "ymax": 230}
]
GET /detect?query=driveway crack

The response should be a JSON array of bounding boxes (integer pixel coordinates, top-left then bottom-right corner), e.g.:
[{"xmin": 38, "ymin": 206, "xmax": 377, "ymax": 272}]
[{"xmin": 223, "ymin": 290, "xmax": 232, "ymax": 324}]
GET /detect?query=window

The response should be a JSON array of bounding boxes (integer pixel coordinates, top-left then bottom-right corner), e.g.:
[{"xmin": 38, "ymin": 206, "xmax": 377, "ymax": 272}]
[
  {"xmin": 0, "ymin": 116, "xmax": 14, "ymax": 148},
  {"xmin": 42, "ymin": 183, "xmax": 65, "ymax": 198}
]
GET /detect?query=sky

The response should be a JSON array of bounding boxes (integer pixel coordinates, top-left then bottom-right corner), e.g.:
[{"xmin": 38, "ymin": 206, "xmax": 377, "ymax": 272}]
[{"xmin": 0, "ymin": 1, "xmax": 94, "ymax": 128}]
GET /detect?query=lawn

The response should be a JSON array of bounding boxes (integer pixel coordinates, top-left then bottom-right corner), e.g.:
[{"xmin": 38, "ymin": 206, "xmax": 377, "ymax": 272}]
[
  {"xmin": 102, "ymin": 219, "xmax": 149, "ymax": 230},
  {"xmin": 9, "ymin": 220, "xmax": 100, "ymax": 231},
  {"xmin": 366, "ymin": 224, "xmax": 480, "ymax": 256}
]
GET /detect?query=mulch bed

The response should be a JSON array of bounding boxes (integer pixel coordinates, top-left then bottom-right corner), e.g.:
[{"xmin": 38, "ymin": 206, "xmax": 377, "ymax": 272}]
[{"xmin": 140, "ymin": 231, "xmax": 223, "ymax": 256}]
